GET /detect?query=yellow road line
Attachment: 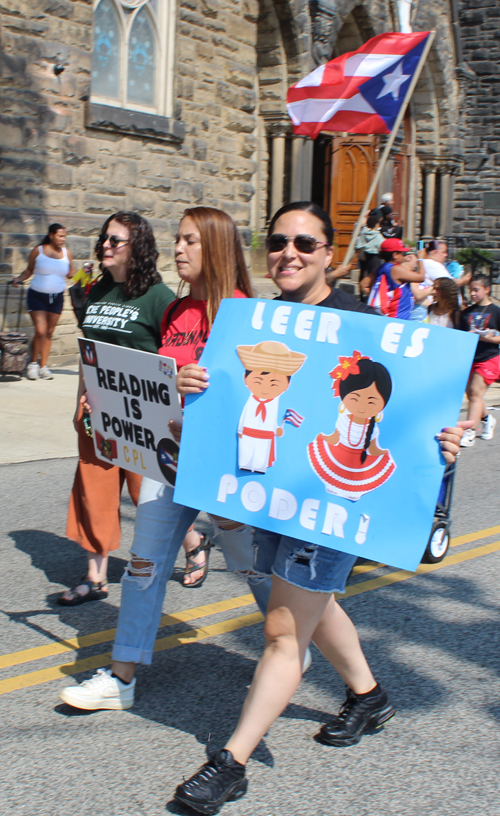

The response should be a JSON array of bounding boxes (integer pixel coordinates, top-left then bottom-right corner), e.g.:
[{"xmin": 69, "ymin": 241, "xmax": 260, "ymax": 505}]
[
  {"xmin": 1, "ymin": 538, "xmax": 500, "ymax": 697},
  {"xmin": 0, "ymin": 612, "xmax": 263, "ymax": 696},
  {"xmin": 0, "ymin": 594, "xmax": 255, "ymax": 670},
  {"xmin": 450, "ymin": 524, "xmax": 500, "ymax": 547},
  {"xmin": 1, "ymin": 522, "xmax": 499, "ymax": 681},
  {"xmin": 343, "ymin": 539, "xmax": 500, "ymax": 597}
]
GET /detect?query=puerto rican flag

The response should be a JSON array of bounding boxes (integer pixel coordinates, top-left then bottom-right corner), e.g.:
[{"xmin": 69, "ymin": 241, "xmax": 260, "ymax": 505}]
[
  {"xmin": 282, "ymin": 408, "xmax": 304, "ymax": 428},
  {"xmin": 287, "ymin": 32, "xmax": 430, "ymax": 139}
]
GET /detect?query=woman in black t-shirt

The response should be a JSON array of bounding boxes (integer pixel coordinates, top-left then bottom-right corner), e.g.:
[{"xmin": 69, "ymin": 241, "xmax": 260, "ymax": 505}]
[{"xmin": 459, "ymin": 274, "xmax": 500, "ymax": 447}]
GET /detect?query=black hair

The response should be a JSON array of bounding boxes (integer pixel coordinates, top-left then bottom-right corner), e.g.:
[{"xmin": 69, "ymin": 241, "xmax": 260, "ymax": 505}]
[
  {"xmin": 267, "ymin": 201, "xmax": 335, "ymax": 246},
  {"xmin": 471, "ymin": 273, "xmax": 491, "ymax": 288},
  {"xmin": 425, "ymin": 239, "xmax": 447, "ymax": 253},
  {"xmin": 95, "ymin": 212, "xmax": 161, "ymax": 299},
  {"xmin": 380, "ymin": 205, "xmax": 393, "ymax": 218},
  {"xmin": 41, "ymin": 223, "xmax": 65, "ymax": 245},
  {"xmin": 379, "ymin": 250, "xmax": 399, "ymax": 262},
  {"xmin": 339, "ymin": 358, "xmax": 392, "ymax": 463},
  {"xmin": 366, "ymin": 213, "xmax": 381, "ymax": 229},
  {"xmin": 244, "ymin": 369, "xmax": 291, "ymax": 382}
]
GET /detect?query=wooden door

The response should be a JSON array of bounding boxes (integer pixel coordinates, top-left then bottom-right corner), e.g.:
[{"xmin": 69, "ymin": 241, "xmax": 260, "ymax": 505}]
[{"xmin": 327, "ymin": 136, "xmax": 378, "ymax": 263}]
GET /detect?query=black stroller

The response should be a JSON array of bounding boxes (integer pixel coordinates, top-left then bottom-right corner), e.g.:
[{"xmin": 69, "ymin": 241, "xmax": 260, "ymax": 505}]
[{"xmin": 420, "ymin": 462, "xmax": 456, "ymax": 564}]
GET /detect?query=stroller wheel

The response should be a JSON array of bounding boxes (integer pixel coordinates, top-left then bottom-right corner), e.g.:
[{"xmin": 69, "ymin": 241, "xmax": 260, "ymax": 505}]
[{"xmin": 422, "ymin": 521, "xmax": 450, "ymax": 564}]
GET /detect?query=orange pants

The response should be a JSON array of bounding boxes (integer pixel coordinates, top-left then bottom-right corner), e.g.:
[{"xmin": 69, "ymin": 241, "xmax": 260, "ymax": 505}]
[{"xmin": 66, "ymin": 417, "xmax": 142, "ymax": 557}]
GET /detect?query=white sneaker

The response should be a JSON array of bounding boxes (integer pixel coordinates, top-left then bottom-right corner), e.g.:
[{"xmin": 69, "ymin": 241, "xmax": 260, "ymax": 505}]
[
  {"xmin": 302, "ymin": 647, "xmax": 312, "ymax": 674},
  {"xmin": 59, "ymin": 668, "xmax": 135, "ymax": 710},
  {"xmin": 481, "ymin": 414, "xmax": 497, "ymax": 441},
  {"xmin": 26, "ymin": 362, "xmax": 39, "ymax": 380},
  {"xmin": 460, "ymin": 428, "xmax": 476, "ymax": 447},
  {"xmin": 39, "ymin": 365, "xmax": 53, "ymax": 379}
]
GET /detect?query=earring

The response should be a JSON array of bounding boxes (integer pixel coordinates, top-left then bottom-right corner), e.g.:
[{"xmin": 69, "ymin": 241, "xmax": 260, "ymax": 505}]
[
  {"xmin": 375, "ymin": 410, "xmax": 384, "ymax": 422},
  {"xmin": 339, "ymin": 402, "xmax": 346, "ymax": 414}
]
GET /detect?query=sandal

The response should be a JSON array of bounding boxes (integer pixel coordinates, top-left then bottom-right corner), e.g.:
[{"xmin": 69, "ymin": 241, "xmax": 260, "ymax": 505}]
[
  {"xmin": 58, "ymin": 578, "xmax": 108, "ymax": 606},
  {"xmin": 182, "ymin": 535, "xmax": 212, "ymax": 589}
]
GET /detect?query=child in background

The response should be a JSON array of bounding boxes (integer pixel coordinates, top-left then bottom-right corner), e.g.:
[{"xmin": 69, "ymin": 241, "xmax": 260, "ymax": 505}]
[{"xmin": 459, "ymin": 274, "xmax": 500, "ymax": 446}]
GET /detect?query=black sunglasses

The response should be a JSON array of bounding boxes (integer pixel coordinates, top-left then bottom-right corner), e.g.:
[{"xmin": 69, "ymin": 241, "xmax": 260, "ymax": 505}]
[
  {"xmin": 103, "ymin": 234, "xmax": 129, "ymax": 248},
  {"xmin": 266, "ymin": 234, "xmax": 329, "ymax": 254}
]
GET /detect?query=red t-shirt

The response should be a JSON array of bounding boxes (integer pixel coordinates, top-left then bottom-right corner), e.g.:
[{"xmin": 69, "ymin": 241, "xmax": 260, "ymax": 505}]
[{"xmin": 159, "ymin": 290, "xmax": 246, "ymax": 370}]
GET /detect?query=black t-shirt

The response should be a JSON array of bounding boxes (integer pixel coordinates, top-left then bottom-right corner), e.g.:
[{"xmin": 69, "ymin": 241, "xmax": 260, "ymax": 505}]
[
  {"xmin": 275, "ymin": 286, "xmax": 376, "ymax": 315},
  {"xmin": 459, "ymin": 303, "xmax": 500, "ymax": 362}
]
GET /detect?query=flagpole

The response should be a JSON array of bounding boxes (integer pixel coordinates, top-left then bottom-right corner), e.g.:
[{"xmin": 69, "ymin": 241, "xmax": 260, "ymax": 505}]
[{"xmin": 342, "ymin": 30, "xmax": 436, "ymax": 265}]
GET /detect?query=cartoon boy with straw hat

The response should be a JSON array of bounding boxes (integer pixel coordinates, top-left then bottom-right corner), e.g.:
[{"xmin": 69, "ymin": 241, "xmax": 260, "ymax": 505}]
[{"xmin": 236, "ymin": 341, "xmax": 306, "ymax": 473}]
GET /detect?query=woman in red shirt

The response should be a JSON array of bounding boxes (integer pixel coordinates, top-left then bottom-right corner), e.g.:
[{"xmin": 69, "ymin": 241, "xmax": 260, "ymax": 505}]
[
  {"xmin": 159, "ymin": 208, "xmax": 249, "ymax": 585},
  {"xmin": 59, "ymin": 207, "xmax": 271, "ymax": 712}
]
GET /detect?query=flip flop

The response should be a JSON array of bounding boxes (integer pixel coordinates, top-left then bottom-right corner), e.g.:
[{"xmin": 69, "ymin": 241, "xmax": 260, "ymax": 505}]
[
  {"xmin": 58, "ymin": 578, "xmax": 108, "ymax": 606},
  {"xmin": 182, "ymin": 535, "xmax": 212, "ymax": 588}
]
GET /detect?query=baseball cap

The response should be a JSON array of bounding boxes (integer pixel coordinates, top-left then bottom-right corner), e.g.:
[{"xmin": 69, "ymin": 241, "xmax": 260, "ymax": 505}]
[{"xmin": 381, "ymin": 238, "xmax": 411, "ymax": 253}]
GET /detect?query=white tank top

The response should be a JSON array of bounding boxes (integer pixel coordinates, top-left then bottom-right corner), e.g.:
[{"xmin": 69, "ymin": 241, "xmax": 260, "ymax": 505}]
[{"xmin": 30, "ymin": 245, "xmax": 70, "ymax": 294}]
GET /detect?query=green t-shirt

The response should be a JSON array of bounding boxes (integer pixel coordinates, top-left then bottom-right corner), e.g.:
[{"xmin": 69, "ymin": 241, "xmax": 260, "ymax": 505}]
[{"xmin": 80, "ymin": 279, "xmax": 175, "ymax": 354}]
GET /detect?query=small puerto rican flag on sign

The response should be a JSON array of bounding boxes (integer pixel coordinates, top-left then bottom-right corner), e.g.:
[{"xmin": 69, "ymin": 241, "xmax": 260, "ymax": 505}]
[
  {"xmin": 287, "ymin": 32, "xmax": 430, "ymax": 139},
  {"xmin": 282, "ymin": 408, "xmax": 305, "ymax": 429}
]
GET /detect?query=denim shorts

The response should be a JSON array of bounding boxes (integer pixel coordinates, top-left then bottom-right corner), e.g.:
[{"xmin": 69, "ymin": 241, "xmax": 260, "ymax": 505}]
[
  {"xmin": 253, "ymin": 528, "xmax": 357, "ymax": 594},
  {"xmin": 27, "ymin": 288, "xmax": 64, "ymax": 314}
]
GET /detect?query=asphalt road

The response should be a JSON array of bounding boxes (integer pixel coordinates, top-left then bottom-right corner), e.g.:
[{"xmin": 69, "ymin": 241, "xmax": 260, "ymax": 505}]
[{"xmin": 1, "ymin": 431, "xmax": 499, "ymax": 816}]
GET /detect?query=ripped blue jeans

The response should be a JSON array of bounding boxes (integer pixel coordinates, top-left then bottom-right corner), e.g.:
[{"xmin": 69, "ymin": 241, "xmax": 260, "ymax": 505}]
[
  {"xmin": 112, "ymin": 477, "xmax": 272, "ymax": 665},
  {"xmin": 252, "ymin": 528, "xmax": 357, "ymax": 594}
]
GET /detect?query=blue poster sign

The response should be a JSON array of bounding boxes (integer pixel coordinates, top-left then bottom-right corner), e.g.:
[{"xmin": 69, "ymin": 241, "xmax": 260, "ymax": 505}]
[{"xmin": 174, "ymin": 299, "xmax": 477, "ymax": 571}]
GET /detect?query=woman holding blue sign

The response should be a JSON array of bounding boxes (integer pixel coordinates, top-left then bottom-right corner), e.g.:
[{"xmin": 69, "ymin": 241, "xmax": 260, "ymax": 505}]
[{"xmin": 175, "ymin": 202, "xmax": 470, "ymax": 815}]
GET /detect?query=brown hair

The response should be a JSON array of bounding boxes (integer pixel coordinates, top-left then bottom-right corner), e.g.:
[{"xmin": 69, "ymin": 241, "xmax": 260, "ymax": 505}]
[
  {"xmin": 429, "ymin": 276, "xmax": 460, "ymax": 325},
  {"xmin": 180, "ymin": 207, "xmax": 253, "ymax": 326},
  {"xmin": 95, "ymin": 212, "xmax": 161, "ymax": 299}
]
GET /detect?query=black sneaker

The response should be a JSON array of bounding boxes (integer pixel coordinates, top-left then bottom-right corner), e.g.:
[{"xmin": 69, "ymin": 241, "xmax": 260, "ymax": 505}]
[
  {"xmin": 316, "ymin": 686, "xmax": 396, "ymax": 747},
  {"xmin": 174, "ymin": 748, "xmax": 247, "ymax": 815}
]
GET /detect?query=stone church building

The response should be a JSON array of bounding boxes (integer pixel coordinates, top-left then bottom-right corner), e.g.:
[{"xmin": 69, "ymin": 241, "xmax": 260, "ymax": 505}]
[{"xmin": 0, "ymin": 0, "xmax": 499, "ymax": 361}]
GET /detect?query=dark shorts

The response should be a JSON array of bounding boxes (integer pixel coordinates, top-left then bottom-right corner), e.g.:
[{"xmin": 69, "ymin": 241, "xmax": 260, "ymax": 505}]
[
  {"xmin": 27, "ymin": 289, "xmax": 64, "ymax": 314},
  {"xmin": 253, "ymin": 528, "xmax": 357, "ymax": 594}
]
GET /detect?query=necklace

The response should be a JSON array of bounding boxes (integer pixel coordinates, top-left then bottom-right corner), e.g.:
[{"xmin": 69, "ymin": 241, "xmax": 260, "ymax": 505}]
[
  {"xmin": 347, "ymin": 417, "xmax": 368, "ymax": 447},
  {"xmin": 183, "ymin": 306, "xmax": 203, "ymax": 345}
]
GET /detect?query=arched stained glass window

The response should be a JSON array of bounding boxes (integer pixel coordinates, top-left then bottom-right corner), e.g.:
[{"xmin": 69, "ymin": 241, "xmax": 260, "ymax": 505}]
[
  {"xmin": 92, "ymin": 0, "xmax": 121, "ymax": 100},
  {"xmin": 127, "ymin": 7, "xmax": 156, "ymax": 106}
]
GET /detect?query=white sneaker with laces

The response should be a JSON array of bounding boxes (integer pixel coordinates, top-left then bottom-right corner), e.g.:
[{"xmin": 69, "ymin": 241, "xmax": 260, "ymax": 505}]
[
  {"xmin": 26, "ymin": 362, "xmax": 39, "ymax": 380},
  {"xmin": 460, "ymin": 428, "xmax": 476, "ymax": 447},
  {"xmin": 481, "ymin": 414, "xmax": 496, "ymax": 441},
  {"xmin": 59, "ymin": 668, "xmax": 135, "ymax": 710},
  {"xmin": 39, "ymin": 365, "xmax": 54, "ymax": 379}
]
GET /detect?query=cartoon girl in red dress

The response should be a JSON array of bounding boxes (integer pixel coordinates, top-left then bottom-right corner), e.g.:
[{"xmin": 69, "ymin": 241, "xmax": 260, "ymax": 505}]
[{"xmin": 307, "ymin": 350, "xmax": 396, "ymax": 501}]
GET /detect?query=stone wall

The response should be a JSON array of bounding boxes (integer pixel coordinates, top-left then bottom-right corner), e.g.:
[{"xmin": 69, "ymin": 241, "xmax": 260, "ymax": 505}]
[{"xmin": 454, "ymin": 0, "xmax": 500, "ymax": 255}]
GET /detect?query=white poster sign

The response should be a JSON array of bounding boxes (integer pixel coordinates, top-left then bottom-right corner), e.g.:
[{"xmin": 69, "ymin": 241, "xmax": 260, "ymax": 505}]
[{"xmin": 79, "ymin": 338, "xmax": 182, "ymax": 484}]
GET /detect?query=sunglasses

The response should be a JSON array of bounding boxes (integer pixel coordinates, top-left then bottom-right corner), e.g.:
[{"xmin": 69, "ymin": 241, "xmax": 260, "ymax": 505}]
[
  {"xmin": 266, "ymin": 234, "xmax": 329, "ymax": 254},
  {"xmin": 103, "ymin": 234, "xmax": 129, "ymax": 248}
]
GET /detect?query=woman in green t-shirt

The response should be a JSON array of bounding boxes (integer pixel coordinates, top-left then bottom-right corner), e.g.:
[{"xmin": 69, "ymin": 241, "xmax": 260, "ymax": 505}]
[{"xmin": 59, "ymin": 212, "xmax": 175, "ymax": 605}]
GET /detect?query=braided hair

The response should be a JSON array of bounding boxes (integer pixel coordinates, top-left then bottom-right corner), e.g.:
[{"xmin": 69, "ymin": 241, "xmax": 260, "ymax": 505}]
[{"xmin": 339, "ymin": 358, "xmax": 392, "ymax": 463}]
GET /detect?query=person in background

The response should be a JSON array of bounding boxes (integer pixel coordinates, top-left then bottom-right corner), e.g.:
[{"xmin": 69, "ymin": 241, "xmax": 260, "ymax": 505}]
[
  {"xmin": 12, "ymin": 223, "xmax": 75, "ymax": 380},
  {"xmin": 424, "ymin": 277, "xmax": 461, "ymax": 328},
  {"xmin": 459, "ymin": 273, "xmax": 500, "ymax": 447},
  {"xmin": 356, "ymin": 209, "xmax": 383, "ymax": 297},
  {"xmin": 59, "ymin": 212, "xmax": 175, "ymax": 605},
  {"xmin": 367, "ymin": 238, "xmax": 424, "ymax": 319},
  {"xmin": 379, "ymin": 206, "xmax": 403, "ymax": 240}
]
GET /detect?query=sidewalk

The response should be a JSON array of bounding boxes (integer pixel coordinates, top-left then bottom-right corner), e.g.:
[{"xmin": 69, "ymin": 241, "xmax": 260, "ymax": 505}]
[
  {"xmin": 0, "ymin": 366, "xmax": 79, "ymax": 465},
  {"xmin": 1, "ymin": 366, "xmax": 500, "ymax": 466}
]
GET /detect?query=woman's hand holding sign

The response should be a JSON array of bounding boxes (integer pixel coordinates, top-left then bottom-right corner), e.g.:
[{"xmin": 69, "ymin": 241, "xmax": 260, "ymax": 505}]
[{"xmin": 177, "ymin": 364, "xmax": 209, "ymax": 396}]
